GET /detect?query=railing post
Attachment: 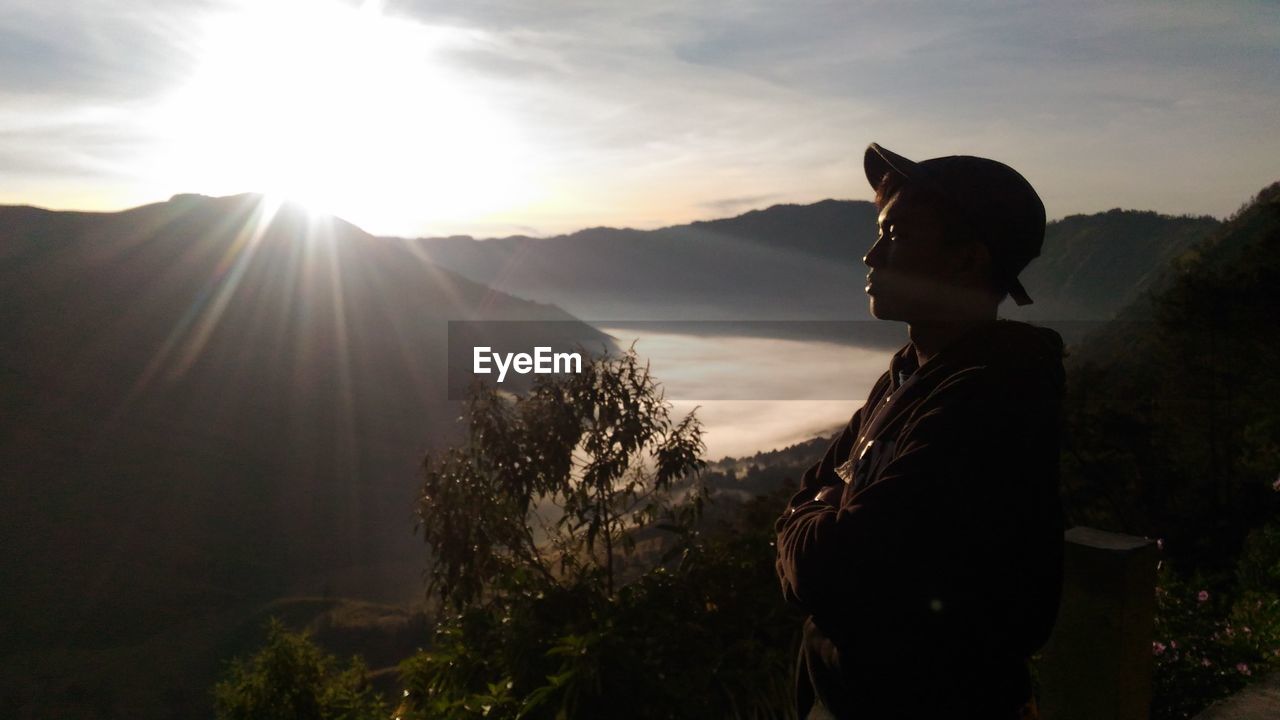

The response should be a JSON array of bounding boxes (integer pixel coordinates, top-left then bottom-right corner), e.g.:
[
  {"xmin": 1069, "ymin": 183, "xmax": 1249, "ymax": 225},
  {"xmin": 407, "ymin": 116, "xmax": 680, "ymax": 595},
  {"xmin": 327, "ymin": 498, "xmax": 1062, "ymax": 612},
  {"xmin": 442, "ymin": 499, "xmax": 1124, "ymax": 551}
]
[{"xmin": 1036, "ymin": 526, "xmax": 1159, "ymax": 720}]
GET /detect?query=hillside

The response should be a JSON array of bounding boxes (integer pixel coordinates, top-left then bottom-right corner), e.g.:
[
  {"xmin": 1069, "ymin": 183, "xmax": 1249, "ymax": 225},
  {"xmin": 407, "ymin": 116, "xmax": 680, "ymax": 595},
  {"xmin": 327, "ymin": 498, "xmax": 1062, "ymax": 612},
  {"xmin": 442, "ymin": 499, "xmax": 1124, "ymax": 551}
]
[
  {"xmin": 414, "ymin": 200, "xmax": 1220, "ymax": 332},
  {"xmin": 1059, "ymin": 181, "xmax": 1280, "ymax": 573},
  {"xmin": 1008, "ymin": 208, "xmax": 1221, "ymax": 322},
  {"xmin": 0, "ymin": 193, "xmax": 608, "ymax": 717},
  {"xmin": 0, "ymin": 186, "xmax": 1250, "ymax": 717}
]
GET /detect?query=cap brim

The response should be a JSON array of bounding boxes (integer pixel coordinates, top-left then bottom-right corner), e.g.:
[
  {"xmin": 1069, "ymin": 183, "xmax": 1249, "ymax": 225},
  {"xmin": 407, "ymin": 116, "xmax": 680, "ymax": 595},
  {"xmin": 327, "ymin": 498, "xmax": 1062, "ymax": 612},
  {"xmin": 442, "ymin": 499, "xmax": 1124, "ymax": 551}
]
[
  {"xmin": 1008, "ymin": 277, "xmax": 1034, "ymax": 306},
  {"xmin": 864, "ymin": 142, "xmax": 924, "ymax": 191}
]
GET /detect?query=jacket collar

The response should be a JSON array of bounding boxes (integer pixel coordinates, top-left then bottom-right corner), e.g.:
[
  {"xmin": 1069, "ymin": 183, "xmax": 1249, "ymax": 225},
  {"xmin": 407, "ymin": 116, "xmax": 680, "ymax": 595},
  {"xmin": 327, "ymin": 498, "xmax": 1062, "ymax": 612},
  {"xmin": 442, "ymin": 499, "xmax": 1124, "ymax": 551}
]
[{"xmin": 889, "ymin": 318, "xmax": 1065, "ymax": 390}]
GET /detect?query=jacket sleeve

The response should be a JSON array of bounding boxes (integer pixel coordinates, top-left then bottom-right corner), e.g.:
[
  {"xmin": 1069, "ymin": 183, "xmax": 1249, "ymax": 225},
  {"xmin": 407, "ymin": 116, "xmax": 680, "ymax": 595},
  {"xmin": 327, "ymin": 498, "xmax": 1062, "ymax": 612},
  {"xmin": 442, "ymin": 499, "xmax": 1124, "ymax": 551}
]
[
  {"xmin": 773, "ymin": 404, "xmax": 865, "ymax": 606},
  {"xmin": 774, "ymin": 365, "xmax": 1062, "ymax": 627}
]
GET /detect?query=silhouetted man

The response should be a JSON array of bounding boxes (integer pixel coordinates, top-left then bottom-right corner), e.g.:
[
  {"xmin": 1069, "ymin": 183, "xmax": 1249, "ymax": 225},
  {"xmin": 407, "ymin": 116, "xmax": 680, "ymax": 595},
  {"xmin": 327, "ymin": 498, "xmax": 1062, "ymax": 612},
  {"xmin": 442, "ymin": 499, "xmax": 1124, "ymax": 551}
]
[{"xmin": 775, "ymin": 143, "xmax": 1066, "ymax": 719}]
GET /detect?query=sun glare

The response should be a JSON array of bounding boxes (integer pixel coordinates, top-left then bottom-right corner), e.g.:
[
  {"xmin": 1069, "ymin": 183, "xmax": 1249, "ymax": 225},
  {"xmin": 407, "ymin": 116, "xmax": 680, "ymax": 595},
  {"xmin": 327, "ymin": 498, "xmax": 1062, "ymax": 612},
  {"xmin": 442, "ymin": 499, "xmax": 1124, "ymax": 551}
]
[{"xmin": 148, "ymin": 0, "xmax": 534, "ymax": 234}]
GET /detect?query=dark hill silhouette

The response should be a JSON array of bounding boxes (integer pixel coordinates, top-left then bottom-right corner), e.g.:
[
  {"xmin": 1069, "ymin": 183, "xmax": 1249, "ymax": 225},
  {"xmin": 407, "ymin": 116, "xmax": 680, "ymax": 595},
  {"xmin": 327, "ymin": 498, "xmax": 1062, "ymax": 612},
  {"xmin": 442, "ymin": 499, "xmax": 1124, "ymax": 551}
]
[
  {"xmin": 413, "ymin": 200, "xmax": 1220, "ymax": 333},
  {"xmin": 0, "ymin": 193, "xmax": 608, "ymax": 717},
  {"xmin": 0, "ymin": 189, "xmax": 1243, "ymax": 717},
  {"xmin": 410, "ymin": 200, "xmax": 876, "ymax": 322},
  {"xmin": 1007, "ymin": 208, "xmax": 1220, "ymax": 323},
  {"xmin": 1059, "ymin": 180, "xmax": 1280, "ymax": 581}
]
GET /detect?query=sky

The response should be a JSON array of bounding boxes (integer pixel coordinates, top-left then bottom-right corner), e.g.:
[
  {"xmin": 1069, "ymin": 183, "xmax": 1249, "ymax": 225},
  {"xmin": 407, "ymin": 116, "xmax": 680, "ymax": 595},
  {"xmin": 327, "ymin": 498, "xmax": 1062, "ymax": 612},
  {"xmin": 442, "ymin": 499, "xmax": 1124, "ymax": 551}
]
[{"xmin": 1, "ymin": 0, "xmax": 1277, "ymax": 238}]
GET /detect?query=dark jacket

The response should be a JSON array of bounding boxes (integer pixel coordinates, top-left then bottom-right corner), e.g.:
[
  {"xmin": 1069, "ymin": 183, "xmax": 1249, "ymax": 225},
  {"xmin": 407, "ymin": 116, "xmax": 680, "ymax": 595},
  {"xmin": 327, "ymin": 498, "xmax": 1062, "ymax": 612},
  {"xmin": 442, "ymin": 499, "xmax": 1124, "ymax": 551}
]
[{"xmin": 774, "ymin": 319, "xmax": 1066, "ymax": 719}]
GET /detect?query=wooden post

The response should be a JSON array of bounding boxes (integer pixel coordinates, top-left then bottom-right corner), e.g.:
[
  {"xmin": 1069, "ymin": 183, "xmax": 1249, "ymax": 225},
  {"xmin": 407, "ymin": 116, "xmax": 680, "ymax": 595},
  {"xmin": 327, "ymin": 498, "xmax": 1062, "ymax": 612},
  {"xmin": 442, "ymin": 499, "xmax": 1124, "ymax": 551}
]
[{"xmin": 1036, "ymin": 526, "xmax": 1159, "ymax": 720}]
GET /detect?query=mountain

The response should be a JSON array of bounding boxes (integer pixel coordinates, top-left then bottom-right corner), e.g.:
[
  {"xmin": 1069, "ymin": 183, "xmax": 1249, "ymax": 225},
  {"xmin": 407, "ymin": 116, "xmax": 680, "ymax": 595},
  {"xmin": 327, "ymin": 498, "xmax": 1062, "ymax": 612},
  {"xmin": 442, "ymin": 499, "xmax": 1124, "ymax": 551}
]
[
  {"xmin": 412, "ymin": 201, "xmax": 1220, "ymax": 336},
  {"xmin": 0, "ymin": 188, "xmax": 1240, "ymax": 717},
  {"xmin": 0, "ymin": 193, "xmax": 608, "ymax": 717},
  {"xmin": 409, "ymin": 200, "xmax": 873, "ymax": 324},
  {"xmin": 1058, "ymin": 180, "xmax": 1280, "ymax": 578},
  {"xmin": 1007, "ymin": 209, "xmax": 1221, "ymax": 323}
]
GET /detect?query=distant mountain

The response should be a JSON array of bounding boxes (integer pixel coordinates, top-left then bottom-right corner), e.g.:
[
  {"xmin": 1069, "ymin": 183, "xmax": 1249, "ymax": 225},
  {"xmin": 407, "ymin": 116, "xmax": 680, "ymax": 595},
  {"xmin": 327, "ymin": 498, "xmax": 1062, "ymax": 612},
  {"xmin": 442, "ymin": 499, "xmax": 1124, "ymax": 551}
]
[
  {"xmin": 412, "ymin": 201, "xmax": 1221, "ymax": 337},
  {"xmin": 0, "ymin": 193, "xmax": 608, "ymax": 717},
  {"xmin": 409, "ymin": 198, "xmax": 870, "ymax": 322},
  {"xmin": 701, "ymin": 434, "xmax": 836, "ymax": 502},
  {"xmin": 1006, "ymin": 209, "xmax": 1220, "ymax": 323},
  {"xmin": 0, "ymin": 188, "xmax": 1241, "ymax": 717},
  {"xmin": 410, "ymin": 199, "xmax": 873, "ymax": 323}
]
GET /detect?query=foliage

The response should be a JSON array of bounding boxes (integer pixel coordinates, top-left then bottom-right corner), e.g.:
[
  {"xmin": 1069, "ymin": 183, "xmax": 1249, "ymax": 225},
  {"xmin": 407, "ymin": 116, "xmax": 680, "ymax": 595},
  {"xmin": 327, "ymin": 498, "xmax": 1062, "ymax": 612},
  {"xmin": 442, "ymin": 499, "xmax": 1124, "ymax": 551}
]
[
  {"xmin": 1151, "ymin": 522, "xmax": 1280, "ymax": 720},
  {"xmin": 1060, "ymin": 184, "xmax": 1280, "ymax": 580},
  {"xmin": 398, "ymin": 487, "xmax": 801, "ymax": 720},
  {"xmin": 1059, "ymin": 185, "xmax": 1280, "ymax": 715},
  {"xmin": 213, "ymin": 617, "xmax": 388, "ymax": 720},
  {"xmin": 416, "ymin": 344, "xmax": 707, "ymax": 609},
  {"xmin": 403, "ymin": 348, "xmax": 800, "ymax": 719}
]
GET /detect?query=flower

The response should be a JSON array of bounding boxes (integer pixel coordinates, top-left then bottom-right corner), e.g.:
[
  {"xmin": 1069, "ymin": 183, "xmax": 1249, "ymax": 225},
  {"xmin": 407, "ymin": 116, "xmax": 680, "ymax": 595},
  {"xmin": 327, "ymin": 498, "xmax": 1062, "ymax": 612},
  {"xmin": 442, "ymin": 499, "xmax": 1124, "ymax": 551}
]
[
  {"xmin": 1202, "ymin": 658, "xmax": 1212, "ymax": 667},
  {"xmin": 1156, "ymin": 538, "xmax": 1165, "ymax": 551},
  {"xmin": 1170, "ymin": 640, "xmax": 1178, "ymax": 649},
  {"xmin": 1153, "ymin": 641, "xmax": 1167, "ymax": 656},
  {"xmin": 1198, "ymin": 590, "xmax": 1210, "ymax": 602},
  {"xmin": 1237, "ymin": 662, "xmax": 1251, "ymax": 676},
  {"xmin": 1273, "ymin": 474, "xmax": 1280, "ymax": 491}
]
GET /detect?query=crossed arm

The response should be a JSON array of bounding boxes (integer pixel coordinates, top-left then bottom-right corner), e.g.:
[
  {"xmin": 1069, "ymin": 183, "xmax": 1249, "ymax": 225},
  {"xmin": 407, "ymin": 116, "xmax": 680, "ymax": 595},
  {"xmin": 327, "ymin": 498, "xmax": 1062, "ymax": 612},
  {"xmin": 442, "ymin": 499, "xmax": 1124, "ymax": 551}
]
[{"xmin": 773, "ymin": 368, "xmax": 1049, "ymax": 616}]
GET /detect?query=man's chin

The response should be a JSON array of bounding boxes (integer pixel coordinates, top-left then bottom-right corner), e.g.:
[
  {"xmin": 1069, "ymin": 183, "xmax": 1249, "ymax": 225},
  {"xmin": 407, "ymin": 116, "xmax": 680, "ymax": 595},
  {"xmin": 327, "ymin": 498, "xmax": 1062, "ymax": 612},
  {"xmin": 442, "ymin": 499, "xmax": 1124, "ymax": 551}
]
[{"xmin": 867, "ymin": 297, "xmax": 901, "ymax": 321}]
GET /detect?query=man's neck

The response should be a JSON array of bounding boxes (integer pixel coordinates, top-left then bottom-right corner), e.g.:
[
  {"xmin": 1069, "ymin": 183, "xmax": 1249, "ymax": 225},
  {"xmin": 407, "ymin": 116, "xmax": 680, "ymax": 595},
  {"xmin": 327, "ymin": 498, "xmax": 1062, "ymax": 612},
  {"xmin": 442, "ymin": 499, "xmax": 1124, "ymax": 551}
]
[{"xmin": 908, "ymin": 310, "xmax": 997, "ymax": 368}]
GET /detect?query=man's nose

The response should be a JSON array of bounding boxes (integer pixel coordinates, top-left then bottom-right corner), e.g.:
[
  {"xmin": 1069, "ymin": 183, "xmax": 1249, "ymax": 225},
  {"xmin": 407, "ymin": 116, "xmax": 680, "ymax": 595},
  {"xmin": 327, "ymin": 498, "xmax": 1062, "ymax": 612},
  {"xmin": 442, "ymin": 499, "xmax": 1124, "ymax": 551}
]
[{"xmin": 864, "ymin": 236, "xmax": 887, "ymax": 268}]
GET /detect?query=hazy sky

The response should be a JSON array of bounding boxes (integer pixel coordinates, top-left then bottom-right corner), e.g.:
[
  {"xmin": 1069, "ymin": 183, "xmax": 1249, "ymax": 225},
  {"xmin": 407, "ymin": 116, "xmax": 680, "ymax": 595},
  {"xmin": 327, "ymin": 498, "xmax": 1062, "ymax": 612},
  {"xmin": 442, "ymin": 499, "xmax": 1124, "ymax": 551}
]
[{"xmin": 2, "ymin": 0, "xmax": 1277, "ymax": 237}]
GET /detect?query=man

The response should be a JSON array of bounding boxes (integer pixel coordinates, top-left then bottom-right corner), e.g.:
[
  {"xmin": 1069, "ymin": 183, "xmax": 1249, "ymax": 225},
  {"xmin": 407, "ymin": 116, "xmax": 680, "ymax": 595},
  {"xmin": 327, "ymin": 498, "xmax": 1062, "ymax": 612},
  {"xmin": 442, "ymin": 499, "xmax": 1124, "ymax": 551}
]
[{"xmin": 774, "ymin": 143, "xmax": 1066, "ymax": 719}]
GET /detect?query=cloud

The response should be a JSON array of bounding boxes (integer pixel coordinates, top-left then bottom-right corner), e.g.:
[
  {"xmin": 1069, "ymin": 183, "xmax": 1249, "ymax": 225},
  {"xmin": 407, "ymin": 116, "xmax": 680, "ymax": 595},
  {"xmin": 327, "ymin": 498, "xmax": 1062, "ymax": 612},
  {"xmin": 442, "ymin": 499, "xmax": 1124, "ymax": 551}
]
[
  {"xmin": 2, "ymin": 0, "xmax": 1278, "ymax": 231},
  {"xmin": 0, "ymin": 1, "xmax": 210, "ymax": 102},
  {"xmin": 377, "ymin": 0, "xmax": 1280, "ymax": 229},
  {"xmin": 699, "ymin": 194, "xmax": 779, "ymax": 214}
]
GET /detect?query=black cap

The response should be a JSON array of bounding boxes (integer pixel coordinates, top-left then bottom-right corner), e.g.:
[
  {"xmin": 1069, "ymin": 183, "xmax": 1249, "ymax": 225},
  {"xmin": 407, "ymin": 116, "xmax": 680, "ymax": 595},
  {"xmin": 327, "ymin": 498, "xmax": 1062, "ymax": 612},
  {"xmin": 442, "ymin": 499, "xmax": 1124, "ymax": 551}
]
[{"xmin": 864, "ymin": 142, "xmax": 1046, "ymax": 306}]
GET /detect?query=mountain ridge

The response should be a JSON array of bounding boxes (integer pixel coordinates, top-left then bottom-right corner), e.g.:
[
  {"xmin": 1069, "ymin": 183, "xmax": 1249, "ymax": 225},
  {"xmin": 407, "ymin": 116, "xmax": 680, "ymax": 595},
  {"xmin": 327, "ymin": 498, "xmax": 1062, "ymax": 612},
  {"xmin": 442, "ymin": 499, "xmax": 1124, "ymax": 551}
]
[{"xmin": 406, "ymin": 198, "xmax": 1222, "ymax": 329}]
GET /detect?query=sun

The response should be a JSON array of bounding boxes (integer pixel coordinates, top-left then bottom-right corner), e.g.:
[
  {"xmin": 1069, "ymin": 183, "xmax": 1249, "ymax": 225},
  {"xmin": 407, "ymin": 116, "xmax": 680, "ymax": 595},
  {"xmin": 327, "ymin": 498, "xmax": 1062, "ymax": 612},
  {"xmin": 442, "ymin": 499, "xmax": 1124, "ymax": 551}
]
[{"xmin": 147, "ymin": 0, "xmax": 534, "ymax": 234}]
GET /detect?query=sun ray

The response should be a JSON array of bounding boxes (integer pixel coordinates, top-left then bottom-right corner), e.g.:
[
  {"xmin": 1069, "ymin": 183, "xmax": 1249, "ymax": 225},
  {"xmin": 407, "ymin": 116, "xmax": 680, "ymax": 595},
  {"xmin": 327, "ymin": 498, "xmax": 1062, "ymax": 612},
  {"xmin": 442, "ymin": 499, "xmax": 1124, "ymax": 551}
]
[{"xmin": 119, "ymin": 195, "xmax": 284, "ymax": 413}]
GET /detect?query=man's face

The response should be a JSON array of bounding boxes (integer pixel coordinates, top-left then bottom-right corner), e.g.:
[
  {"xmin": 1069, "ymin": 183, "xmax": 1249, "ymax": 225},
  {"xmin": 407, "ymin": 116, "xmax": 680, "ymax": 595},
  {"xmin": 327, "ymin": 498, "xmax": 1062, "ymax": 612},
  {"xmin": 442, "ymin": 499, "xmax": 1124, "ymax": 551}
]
[{"xmin": 864, "ymin": 188, "xmax": 974, "ymax": 322}]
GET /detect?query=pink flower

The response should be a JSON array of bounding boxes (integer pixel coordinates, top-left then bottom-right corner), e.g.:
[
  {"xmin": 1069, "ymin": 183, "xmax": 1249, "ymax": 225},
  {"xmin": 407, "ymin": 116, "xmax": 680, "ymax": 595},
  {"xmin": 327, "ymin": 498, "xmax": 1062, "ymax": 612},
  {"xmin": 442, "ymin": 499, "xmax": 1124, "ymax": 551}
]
[
  {"xmin": 1237, "ymin": 662, "xmax": 1251, "ymax": 676},
  {"xmin": 1156, "ymin": 538, "xmax": 1165, "ymax": 551},
  {"xmin": 1202, "ymin": 658, "xmax": 1212, "ymax": 667},
  {"xmin": 1153, "ymin": 641, "xmax": 1167, "ymax": 656},
  {"xmin": 1170, "ymin": 640, "xmax": 1178, "ymax": 649},
  {"xmin": 1272, "ymin": 475, "xmax": 1280, "ymax": 491},
  {"xmin": 1198, "ymin": 590, "xmax": 1210, "ymax": 602}
]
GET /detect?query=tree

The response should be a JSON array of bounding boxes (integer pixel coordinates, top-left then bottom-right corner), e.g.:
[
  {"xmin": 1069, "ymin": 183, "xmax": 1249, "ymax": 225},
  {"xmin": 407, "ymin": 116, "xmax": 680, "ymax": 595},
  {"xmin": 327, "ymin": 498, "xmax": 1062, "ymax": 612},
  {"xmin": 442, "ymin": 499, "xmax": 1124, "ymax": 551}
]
[
  {"xmin": 415, "ymin": 344, "xmax": 707, "ymax": 609},
  {"xmin": 401, "ymin": 347, "xmax": 803, "ymax": 719},
  {"xmin": 213, "ymin": 617, "xmax": 387, "ymax": 720}
]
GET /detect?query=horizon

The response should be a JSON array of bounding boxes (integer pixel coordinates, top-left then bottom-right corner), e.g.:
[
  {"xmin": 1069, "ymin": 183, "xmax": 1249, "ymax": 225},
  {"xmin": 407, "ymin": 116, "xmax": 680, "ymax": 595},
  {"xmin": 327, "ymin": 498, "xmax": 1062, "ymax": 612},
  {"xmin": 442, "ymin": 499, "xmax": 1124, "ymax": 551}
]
[
  {"xmin": 1, "ymin": 188, "xmax": 1245, "ymax": 242},
  {"xmin": 2, "ymin": 1, "xmax": 1277, "ymax": 237}
]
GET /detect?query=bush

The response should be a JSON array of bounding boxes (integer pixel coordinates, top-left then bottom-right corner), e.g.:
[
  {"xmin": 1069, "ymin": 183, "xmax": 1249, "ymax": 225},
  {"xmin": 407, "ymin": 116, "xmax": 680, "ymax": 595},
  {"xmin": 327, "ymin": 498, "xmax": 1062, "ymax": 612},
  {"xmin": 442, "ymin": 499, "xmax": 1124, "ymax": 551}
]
[
  {"xmin": 1151, "ymin": 525, "xmax": 1280, "ymax": 720},
  {"xmin": 398, "ymin": 488, "xmax": 800, "ymax": 720},
  {"xmin": 213, "ymin": 617, "xmax": 388, "ymax": 720},
  {"xmin": 401, "ymin": 349, "xmax": 800, "ymax": 719}
]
